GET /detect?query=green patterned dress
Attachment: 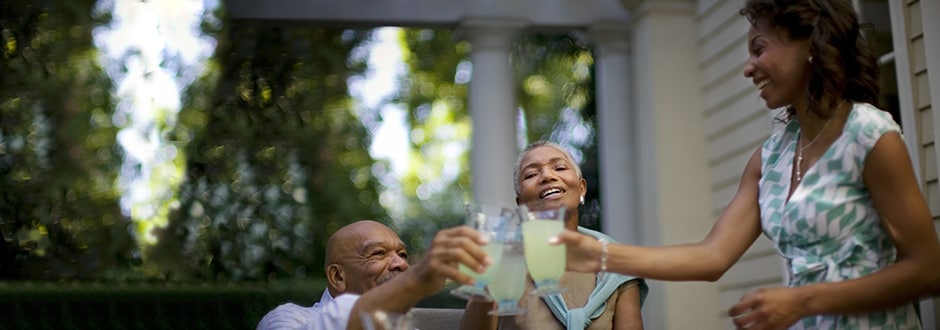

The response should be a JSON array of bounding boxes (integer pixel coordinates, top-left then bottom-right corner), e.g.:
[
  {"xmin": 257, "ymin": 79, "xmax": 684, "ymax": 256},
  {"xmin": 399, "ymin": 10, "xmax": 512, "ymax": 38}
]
[{"xmin": 758, "ymin": 103, "xmax": 921, "ymax": 329}]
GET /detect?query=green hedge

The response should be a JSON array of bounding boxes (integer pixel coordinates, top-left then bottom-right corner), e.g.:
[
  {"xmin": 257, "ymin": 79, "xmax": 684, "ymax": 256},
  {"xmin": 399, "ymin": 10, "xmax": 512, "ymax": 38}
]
[
  {"xmin": 0, "ymin": 280, "xmax": 324, "ymax": 329},
  {"xmin": 0, "ymin": 280, "xmax": 465, "ymax": 329}
]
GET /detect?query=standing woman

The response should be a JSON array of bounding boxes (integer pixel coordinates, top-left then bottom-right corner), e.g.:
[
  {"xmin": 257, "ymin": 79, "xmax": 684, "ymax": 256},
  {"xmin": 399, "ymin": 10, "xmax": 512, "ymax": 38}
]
[{"xmin": 553, "ymin": 0, "xmax": 940, "ymax": 329}]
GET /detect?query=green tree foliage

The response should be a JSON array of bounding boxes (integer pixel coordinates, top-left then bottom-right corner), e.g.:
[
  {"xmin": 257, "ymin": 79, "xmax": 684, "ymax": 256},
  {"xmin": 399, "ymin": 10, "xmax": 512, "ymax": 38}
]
[
  {"xmin": 0, "ymin": 0, "xmax": 135, "ymax": 279},
  {"xmin": 146, "ymin": 20, "xmax": 387, "ymax": 280}
]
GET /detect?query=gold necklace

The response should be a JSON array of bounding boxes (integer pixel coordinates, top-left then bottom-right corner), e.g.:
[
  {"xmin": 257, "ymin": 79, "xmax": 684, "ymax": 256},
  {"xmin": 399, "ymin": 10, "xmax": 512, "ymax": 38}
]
[{"xmin": 794, "ymin": 101, "xmax": 845, "ymax": 182}]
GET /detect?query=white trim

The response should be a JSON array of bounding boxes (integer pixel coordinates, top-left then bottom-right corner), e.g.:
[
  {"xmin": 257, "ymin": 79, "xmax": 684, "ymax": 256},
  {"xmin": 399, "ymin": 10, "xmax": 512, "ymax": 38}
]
[
  {"xmin": 923, "ymin": 0, "xmax": 940, "ymax": 179},
  {"xmin": 887, "ymin": 0, "xmax": 922, "ymax": 184},
  {"xmin": 625, "ymin": 0, "xmax": 695, "ymax": 21},
  {"xmin": 223, "ymin": 0, "xmax": 631, "ymax": 28},
  {"xmin": 877, "ymin": 52, "xmax": 894, "ymax": 66}
]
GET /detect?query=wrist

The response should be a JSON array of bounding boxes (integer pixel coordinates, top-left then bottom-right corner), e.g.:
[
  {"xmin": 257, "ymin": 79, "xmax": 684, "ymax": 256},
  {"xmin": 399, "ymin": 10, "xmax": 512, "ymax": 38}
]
[
  {"xmin": 597, "ymin": 238, "xmax": 609, "ymax": 273},
  {"xmin": 792, "ymin": 285, "xmax": 816, "ymax": 317},
  {"xmin": 402, "ymin": 262, "xmax": 438, "ymax": 298}
]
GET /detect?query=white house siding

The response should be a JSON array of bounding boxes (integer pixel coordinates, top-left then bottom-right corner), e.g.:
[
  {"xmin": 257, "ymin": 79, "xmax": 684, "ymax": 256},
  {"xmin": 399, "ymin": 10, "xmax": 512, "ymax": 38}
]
[
  {"xmin": 696, "ymin": 0, "xmax": 786, "ymax": 328},
  {"xmin": 902, "ymin": 0, "xmax": 939, "ymax": 219},
  {"xmin": 902, "ymin": 0, "xmax": 940, "ymax": 327}
]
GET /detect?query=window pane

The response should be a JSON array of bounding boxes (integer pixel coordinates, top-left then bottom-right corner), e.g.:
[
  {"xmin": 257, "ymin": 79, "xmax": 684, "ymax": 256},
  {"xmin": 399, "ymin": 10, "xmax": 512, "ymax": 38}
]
[
  {"xmin": 859, "ymin": 0, "xmax": 902, "ymax": 125},
  {"xmin": 859, "ymin": 0, "xmax": 894, "ymax": 56},
  {"xmin": 879, "ymin": 62, "xmax": 902, "ymax": 124}
]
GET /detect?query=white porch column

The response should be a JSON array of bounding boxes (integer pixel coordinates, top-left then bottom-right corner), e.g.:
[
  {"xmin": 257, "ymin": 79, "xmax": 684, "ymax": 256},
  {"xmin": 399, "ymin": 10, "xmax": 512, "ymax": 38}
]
[
  {"xmin": 460, "ymin": 19, "xmax": 524, "ymax": 209},
  {"xmin": 621, "ymin": 0, "xmax": 716, "ymax": 329},
  {"xmin": 590, "ymin": 22, "xmax": 638, "ymax": 245}
]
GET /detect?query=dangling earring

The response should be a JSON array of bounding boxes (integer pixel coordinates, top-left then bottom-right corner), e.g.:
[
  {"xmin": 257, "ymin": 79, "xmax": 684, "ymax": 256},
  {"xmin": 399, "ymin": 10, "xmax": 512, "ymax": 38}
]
[
  {"xmin": 579, "ymin": 195, "xmax": 585, "ymax": 205},
  {"xmin": 808, "ymin": 56, "xmax": 813, "ymax": 64}
]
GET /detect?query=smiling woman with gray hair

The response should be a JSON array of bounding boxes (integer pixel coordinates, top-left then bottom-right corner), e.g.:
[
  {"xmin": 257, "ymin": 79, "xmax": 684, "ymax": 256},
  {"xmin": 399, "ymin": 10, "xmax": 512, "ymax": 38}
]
[{"xmin": 462, "ymin": 140, "xmax": 647, "ymax": 330}]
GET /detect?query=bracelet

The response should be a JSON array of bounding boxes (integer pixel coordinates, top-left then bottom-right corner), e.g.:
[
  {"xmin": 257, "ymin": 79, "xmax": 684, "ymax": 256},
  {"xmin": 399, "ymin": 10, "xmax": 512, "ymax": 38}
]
[{"xmin": 598, "ymin": 238, "xmax": 609, "ymax": 274}]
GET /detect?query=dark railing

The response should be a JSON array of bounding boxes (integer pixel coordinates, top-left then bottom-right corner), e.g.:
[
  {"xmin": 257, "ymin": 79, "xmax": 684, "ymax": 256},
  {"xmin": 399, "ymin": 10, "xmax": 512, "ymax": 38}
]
[
  {"xmin": 0, "ymin": 279, "xmax": 466, "ymax": 329},
  {"xmin": 0, "ymin": 280, "xmax": 324, "ymax": 329}
]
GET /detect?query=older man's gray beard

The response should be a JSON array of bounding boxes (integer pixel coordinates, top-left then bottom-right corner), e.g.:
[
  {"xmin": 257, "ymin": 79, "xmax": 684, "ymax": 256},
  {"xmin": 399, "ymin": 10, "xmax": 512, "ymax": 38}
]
[{"xmin": 376, "ymin": 271, "xmax": 403, "ymax": 286}]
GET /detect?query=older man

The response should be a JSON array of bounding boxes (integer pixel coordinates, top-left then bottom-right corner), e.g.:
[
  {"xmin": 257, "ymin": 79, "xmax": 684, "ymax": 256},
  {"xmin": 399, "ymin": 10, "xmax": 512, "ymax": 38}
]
[{"xmin": 257, "ymin": 220, "xmax": 488, "ymax": 330}]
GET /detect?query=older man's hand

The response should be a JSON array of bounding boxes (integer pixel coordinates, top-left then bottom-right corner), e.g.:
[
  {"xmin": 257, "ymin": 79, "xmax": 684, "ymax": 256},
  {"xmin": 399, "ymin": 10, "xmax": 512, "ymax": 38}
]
[{"xmin": 409, "ymin": 225, "xmax": 491, "ymax": 296}]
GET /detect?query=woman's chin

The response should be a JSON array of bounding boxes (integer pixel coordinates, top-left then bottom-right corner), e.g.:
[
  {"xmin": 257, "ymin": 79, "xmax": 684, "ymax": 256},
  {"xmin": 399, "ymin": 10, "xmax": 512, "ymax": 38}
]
[{"xmin": 763, "ymin": 100, "xmax": 786, "ymax": 110}]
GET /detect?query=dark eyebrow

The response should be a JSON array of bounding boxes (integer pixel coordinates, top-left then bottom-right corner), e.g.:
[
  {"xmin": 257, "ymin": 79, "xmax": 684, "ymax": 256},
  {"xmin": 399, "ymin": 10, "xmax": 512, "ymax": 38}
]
[{"xmin": 359, "ymin": 240, "xmax": 407, "ymax": 255}]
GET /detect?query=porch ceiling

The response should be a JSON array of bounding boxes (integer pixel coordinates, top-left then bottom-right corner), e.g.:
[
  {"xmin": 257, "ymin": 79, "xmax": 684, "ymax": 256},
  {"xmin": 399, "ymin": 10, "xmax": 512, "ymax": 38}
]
[{"xmin": 221, "ymin": 0, "xmax": 631, "ymax": 29}]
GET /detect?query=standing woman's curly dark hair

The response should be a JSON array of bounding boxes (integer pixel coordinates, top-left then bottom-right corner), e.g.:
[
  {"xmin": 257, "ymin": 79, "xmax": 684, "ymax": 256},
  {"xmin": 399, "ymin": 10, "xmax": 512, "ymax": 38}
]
[{"xmin": 740, "ymin": 0, "xmax": 880, "ymax": 120}]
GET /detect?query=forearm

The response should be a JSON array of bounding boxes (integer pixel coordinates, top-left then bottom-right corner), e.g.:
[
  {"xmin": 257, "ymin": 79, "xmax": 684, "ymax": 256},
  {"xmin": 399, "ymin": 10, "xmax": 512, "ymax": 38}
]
[
  {"xmin": 798, "ymin": 257, "xmax": 940, "ymax": 316},
  {"xmin": 605, "ymin": 242, "xmax": 735, "ymax": 282}
]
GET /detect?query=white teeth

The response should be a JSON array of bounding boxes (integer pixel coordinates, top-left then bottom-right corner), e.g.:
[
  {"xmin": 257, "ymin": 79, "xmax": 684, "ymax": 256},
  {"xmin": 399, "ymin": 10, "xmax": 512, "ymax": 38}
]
[
  {"xmin": 757, "ymin": 80, "xmax": 768, "ymax": 90},
  {"xmin": 540, "ymin": 188, "xmax": 562, "ymax": 198}
]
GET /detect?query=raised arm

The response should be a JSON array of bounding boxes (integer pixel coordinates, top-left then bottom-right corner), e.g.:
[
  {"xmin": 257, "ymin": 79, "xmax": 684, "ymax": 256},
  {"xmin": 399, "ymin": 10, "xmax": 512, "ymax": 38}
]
[
  {"xmin": 555, "ymin": 148, "xmax": 764, "ymax": 281},
  {"xmin": 346, "ymin": 226, "xmax": 490, "ymax": 330}
]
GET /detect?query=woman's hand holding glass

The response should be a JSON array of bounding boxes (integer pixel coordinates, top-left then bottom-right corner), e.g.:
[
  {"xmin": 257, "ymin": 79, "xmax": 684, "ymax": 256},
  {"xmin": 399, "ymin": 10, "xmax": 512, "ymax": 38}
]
[
  {"xmin": 548, "ymin": 229, "xmax": 605, "ymax": 273},
  {"xmin": 519, "ymin": 200, "xmax": 567, "ymax": 296}
]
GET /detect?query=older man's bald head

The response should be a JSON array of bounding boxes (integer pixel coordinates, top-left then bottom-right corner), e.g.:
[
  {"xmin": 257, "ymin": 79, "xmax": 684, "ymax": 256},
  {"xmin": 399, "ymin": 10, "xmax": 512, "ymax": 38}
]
[
  {"xmin": 325, "ymin": 221, "xmax": 400, "ymax": 263},
  {"xmin": 324, "ymin": 220, "xmax": 410, "ymax": 296}
]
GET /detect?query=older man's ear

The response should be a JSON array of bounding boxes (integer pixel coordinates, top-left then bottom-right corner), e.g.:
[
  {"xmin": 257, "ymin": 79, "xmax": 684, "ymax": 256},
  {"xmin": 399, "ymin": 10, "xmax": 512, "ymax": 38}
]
[{"xmin": 326, "ymin": 264, "xmax": 346, "ymax": 294}]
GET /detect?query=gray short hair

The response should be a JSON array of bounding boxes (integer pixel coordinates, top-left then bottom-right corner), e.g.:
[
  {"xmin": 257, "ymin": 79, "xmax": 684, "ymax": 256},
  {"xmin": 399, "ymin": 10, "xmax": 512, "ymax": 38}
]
[{"xmin": 512, "ymin": 140, "xmax": 583, "ymax": 196}]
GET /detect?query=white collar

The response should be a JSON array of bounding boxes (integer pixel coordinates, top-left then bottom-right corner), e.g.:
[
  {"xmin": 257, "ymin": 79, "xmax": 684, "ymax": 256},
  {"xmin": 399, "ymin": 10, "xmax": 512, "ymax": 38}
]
[{"xmin": 314, "ymin": 289, "xmax": 334, "ymax": 308}]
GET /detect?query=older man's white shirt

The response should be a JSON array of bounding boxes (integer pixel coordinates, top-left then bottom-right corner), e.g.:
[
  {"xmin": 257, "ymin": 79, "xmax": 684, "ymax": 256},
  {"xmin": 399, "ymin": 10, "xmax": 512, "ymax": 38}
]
[{"xmin": 257, "ymin": 290, "xmax": 361, "ymax": 330}]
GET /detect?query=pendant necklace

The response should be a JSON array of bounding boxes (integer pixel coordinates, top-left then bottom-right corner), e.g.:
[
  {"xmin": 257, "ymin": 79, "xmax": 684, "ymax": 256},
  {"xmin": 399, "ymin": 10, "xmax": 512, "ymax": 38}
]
[{"xmin": 795, "ymin": 102, "xmax": 844, "ymax": 182}]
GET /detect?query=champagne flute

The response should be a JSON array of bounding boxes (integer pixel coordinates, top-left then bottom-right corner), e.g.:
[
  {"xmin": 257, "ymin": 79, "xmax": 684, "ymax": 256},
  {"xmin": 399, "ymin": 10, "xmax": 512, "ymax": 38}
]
[
  {"xmin": 450, "ymin": 203, "xmax": 511, "ymax": 301},
  {"xmin": 519, "ymin": 200, "xmax": 566, "ymax": 296},
  {"xmin": 486, "ymin": 214, "xmax": 527, "ymax": 316}
]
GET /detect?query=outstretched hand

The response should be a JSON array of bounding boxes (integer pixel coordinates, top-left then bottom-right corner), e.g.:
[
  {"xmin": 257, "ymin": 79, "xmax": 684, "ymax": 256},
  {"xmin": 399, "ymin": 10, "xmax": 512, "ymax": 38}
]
[
  {"xmin": 408, "ymin": 225, "xmax": 491, "ymax": 296},
  {"xmin": 549, "ymin": 229, "xmax": 602, "ymax": 273},
  {"xmin": 728, "ymin": 286, "xmax": 805, "ymax": 330}
]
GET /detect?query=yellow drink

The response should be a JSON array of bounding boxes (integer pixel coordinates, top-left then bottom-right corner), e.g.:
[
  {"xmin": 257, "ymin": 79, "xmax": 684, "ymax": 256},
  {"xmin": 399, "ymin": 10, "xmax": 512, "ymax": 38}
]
[
  {"xmin": 522, "ymin": 220, "xmax": 565, "ymax": 282},
  {"xmin": 487, "ymin": 249, "xmax": 527, "ymax": 302},
  {"xmin": 458, "ymin": 242, "xmax": 504, "ymax": 284}
]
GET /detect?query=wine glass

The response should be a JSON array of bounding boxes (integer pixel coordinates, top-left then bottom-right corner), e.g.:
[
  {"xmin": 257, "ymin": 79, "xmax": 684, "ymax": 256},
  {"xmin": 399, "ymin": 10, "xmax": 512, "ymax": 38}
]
[
  {"xmin": 449, "ymin": 203, "xmax": 512, "ymax": 301},
  {"xmin": 519, "ymin": 199, "xmax": 566, "ymax": 296},
  {"xmin": 486, "ymin": 213, "xmax": 527, "ymax": 316}
]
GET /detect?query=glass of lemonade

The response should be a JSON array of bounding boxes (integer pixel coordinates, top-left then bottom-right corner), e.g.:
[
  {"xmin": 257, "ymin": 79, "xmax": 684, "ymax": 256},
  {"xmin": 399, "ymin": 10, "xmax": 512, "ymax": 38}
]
[
  {"xmin": 486, "ymin": 215, "xmax": 527, "ymax": 316},
  {"xmin": 450, "ymin": 203, "xmax": 512, "ymax": 301},
  {"xmin": 519, "ymin": 200, "xmax": 566, "ymax": 296}
]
